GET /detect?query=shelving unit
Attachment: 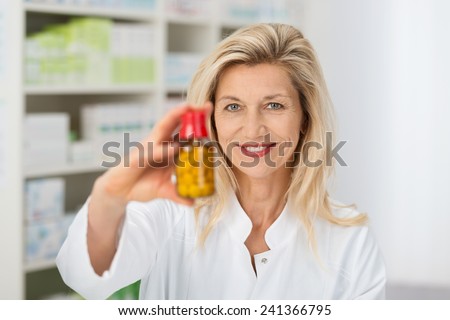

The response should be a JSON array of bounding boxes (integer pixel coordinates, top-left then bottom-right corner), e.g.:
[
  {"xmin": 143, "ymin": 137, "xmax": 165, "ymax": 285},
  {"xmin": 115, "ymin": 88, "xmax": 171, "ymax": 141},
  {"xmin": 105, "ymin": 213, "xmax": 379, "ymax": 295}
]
[
  {"xmin": 24, "ymin": 2, "xmax": 159, "ymax": 21},
  {"xmin": 25, "ymin": 84, "xmax": 157, "ymax": 95},
  {"xmin": 2, "ymin": 0, "xmax": 300, "ymax": 299},
  {"xmin": 24, "ymin": 259, "xmax": 57, "ymax": 273},
  {"xmin": 0, "ymin": 0, "xmax": 23, "ymax": 300},
  {"xmin": 24, "ymin": 162, "xmax": 107, "ymax": 179}
]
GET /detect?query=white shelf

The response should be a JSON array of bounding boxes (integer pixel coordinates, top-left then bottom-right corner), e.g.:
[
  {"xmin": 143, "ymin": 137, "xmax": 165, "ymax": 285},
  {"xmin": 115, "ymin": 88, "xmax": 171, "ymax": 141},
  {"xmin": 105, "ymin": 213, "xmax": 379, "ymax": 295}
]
[
  {"xmin": 8, "ymin": 0, "xmax": 298, "ymax": 299},
  {"xmin": 24, "ymin": 3, "xmax": 158, "ymax": 22},
  {"xmin": 25, "ymin": 84, "xmax": 157, "ymax": 95},
  {"xmin": 25, "ymin": 259, "xmax": 56, "ymax": 273},
  {"xmin": 25, "ymin": 162, "xmax": 107, "ymax": 179},
  {"xmin": 166, "ymin": 14, "xmax": 211, "ymax": 26},
  {"xmin": 166, "ymin": 84, "xmax": 188, "ymax": 94}
]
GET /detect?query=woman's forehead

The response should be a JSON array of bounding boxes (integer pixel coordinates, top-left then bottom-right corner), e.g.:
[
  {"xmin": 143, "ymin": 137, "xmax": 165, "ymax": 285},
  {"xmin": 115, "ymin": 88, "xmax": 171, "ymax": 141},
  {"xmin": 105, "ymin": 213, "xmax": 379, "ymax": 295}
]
[{"xmin": 215, "ymin": 63, "xmax": 297, "ymax": 100}]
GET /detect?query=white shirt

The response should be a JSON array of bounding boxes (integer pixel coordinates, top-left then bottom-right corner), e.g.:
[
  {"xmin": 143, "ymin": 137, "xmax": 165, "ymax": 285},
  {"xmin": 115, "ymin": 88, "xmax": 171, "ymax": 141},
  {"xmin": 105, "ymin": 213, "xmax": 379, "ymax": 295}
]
[{"xmin": 56, "ymin": 192, "xmax": 386, "ymax": 299}]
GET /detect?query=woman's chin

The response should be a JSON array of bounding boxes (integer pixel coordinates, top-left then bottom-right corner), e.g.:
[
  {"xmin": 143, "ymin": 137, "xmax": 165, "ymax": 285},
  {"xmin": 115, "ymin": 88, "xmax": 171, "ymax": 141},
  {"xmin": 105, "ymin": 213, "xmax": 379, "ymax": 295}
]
[{"xmin": 232, "ymin": 163, "xmax": 290, "ymax": 181}]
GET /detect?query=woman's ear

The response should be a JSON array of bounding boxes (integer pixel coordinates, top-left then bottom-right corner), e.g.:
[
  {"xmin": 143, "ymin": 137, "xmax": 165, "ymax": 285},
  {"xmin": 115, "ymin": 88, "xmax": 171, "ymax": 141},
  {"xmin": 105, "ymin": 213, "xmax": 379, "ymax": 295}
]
[{"xmin": 300, "ymin": 111, "xmax": 309, "ymax": 136}]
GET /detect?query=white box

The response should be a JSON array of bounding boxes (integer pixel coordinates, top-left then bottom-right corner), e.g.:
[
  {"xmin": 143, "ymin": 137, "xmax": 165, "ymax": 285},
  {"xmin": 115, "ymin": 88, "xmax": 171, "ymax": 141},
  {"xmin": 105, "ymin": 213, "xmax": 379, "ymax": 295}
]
[
  {"xmin": 25, "ymin": 178, "xmax": 65, "ymax": 221},
  {"xmin": 24, "ymin": 113, "xmax": 69, "ymax": 167},
  {"xmin": 26, "ymin": 213, "xmax": 75, "ymax": 263},
  {"xmin": 165, "ymin": 53, "xmax": 203, "ymax": 88},
  {"xmin": 70, "ymin": 140, "xmax": 94, "ymax": 163}
]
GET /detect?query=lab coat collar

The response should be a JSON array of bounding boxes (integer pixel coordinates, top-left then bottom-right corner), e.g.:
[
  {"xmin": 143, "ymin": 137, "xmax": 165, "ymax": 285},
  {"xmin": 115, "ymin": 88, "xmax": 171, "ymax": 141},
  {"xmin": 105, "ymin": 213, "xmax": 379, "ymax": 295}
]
[{"xmin": 222, "ymin": 191, "xmax": 299, "ymax": 249}]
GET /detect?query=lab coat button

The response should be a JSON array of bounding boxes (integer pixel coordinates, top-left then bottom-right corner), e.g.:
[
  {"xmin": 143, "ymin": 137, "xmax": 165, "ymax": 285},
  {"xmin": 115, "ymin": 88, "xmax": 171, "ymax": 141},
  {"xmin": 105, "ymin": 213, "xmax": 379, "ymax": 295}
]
[{"xmin": 261, "ymin": 258, "xmax": 268, "ymax": 264}]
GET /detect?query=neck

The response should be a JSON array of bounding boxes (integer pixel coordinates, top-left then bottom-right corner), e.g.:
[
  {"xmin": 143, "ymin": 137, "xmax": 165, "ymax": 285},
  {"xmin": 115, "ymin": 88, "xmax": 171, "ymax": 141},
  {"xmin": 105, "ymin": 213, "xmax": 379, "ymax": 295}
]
[{"xmin": 233, "ymin": 168, "xmax": 292, "ymax": 228}]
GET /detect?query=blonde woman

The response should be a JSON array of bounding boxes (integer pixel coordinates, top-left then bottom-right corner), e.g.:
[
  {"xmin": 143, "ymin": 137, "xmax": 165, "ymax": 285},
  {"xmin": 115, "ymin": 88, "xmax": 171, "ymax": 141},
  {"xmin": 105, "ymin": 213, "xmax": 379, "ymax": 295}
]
[{"xmin": 57, "ymin": 23, "xmax": 386, "ymax": 299}]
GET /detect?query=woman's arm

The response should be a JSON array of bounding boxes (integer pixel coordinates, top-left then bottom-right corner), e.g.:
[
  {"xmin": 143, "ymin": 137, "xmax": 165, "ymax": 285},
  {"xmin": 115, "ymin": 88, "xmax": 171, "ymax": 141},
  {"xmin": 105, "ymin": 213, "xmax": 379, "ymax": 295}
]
[
  {"xmin": 86, "ymin": 179, "xmax": 129, "ymax": 275},
  {"xmin": 73, "ymin": 103, "xmax": 211, "ymax": 275}
]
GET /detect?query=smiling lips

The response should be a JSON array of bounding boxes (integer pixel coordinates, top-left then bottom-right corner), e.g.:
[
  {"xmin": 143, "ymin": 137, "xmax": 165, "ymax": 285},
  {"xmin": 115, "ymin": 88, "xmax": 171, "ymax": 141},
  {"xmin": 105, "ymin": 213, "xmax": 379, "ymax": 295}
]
[{"xmin": 239, "ymin": 143, "xmax": 276, "ymax": 157}]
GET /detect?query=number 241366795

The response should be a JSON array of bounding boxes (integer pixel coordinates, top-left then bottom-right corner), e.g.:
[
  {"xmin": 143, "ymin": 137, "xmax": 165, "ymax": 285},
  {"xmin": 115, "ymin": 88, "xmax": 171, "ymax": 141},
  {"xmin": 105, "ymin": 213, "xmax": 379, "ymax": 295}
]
[{"xmin": 260, "ymin": 304, "xmax": 332, "ymax": 316}]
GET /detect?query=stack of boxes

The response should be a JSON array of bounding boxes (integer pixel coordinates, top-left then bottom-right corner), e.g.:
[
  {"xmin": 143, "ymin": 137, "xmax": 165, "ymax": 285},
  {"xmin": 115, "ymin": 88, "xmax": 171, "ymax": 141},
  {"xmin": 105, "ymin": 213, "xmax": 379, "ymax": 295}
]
[
  {"xmin": 165, "ymin": 53, "xmax": 203, "ymax": 89},
  {"xmin": 23, "ymin": 103, "xmax": 156, "ymax": 170},
  {"xmin": 25, "ymin": 18, "xmax": 156, "ymax": 86},
  {"xmin": 24, "ymin": 113, "xmax": 70, "ymax": 168},
  {"xmin": 81, "ymin": 103, "xmax": 156, "ymax": 163},
  {"xmin": 110, "ymin": 23, "xmax": 156, "ymax": 84},
  {"xmin": 25, "ymin": 178, "xmax": 75, "ymax": 264}
]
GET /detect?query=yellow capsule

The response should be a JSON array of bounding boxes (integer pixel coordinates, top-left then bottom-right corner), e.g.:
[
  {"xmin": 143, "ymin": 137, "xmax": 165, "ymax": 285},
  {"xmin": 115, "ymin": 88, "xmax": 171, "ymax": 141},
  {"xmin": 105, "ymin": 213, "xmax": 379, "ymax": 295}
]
[
  {"xmin": 196, "ymin": 182, "xmax": 206, "ymax": 191},
  {"xmin": 203, "ymin": 148, "xmax": 214, "ymax": 167},
  {"xmin": 175, "ymin": 165, "xmax": 184, "ymax": 175},
  {"xmin": 196, "ymin": 186, "xmax": 206, "ymax": 197},
  {"xmin": 190, "ymin": 167, "xmax": 199, "ymax": 177},
  {"xmin": 175, "ymin": 140, "xmax": 215, "ymax": 198},
  {"xmin": 177, "ymin": 184, "xmax": 190, "ymax": 197},
  {"xmin": 195, "ymin": 171, "xmax": 205, "ymax": 182},
  {"xmin": 179, "ymin": 150, "xmax": 189, "ymax": 161},
  {"xmin": 184, "ymin": 150, "xmax": 195, "ymax": 167},
  {"xmin": 195, "ymin": 146, "xmax": 205, "ymax": 163},
  {"xmin": 179, "ymin": 168, "xmax": 189, "ymax": 177},
  {"xmin": 202, "ymin": 184, "xmax": 214, "ymax": 196},
  {"xmin": 189, "ymin": 185, "xmax": 200, "ymax": 198},
  {"xmin": 182, "ymin": 173, "xmax": 194, "ymax": 184},
  {"xmin": 176, "ymin": 162, "xmax": 186, "ymax": 172},
  {"xmin": 205, "ymin": 168, "xmax": 214, "ymax": 179}
]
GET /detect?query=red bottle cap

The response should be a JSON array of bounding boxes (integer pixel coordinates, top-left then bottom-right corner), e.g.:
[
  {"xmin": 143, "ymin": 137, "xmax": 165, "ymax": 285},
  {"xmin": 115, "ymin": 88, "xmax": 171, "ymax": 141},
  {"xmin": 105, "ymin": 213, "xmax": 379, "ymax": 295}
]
[{"xmin": 179, "ymin": 110, "xmax": 208, "ymax": 139}]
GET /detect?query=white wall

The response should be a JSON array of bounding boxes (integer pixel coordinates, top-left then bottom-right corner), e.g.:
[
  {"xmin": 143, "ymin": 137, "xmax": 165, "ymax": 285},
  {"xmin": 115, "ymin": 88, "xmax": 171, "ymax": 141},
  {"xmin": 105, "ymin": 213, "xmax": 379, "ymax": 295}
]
[
  {"xmin": 0, "ymin": 0, "xmax": 23, "ymax": 299},
  {"xmin": 300, "ymin": 0, "xmax": 450, "ymax": 288}
]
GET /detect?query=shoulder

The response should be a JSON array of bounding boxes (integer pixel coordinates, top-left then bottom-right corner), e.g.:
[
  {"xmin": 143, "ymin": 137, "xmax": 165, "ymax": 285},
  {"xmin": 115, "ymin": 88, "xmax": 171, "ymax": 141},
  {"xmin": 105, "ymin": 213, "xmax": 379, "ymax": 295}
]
[
  {"xmin": 315, "ymin": 201, "xmax": 380, "ymax": 267},
  {"xmin": 324, "ymin": 199, "xmax": 369, "ymax": 242},
  {"xmin": 329, "ymin": 198, "xmax": 362, "ymax": 220},
  {"xmin": 312, "ymin": 202, "xmax": 386, "ymax": 299}
]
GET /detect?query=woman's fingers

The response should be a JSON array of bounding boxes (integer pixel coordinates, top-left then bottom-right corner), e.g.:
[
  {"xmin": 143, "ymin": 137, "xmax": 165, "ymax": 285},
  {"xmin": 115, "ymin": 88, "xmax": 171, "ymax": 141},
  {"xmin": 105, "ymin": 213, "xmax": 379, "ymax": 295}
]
[
  {"xmin": 125, "ymin": 104, "xmax": 189, "ymax": 167},
  {"xmin": 102, "ymin": 102, "xmax": 213, "ymax": 202},
  {"xmin": 152, "ymin": 102, "xmax": 213, "ymax": 143},
  {"xmin": 203, "ymin": 101, "xmax": 214, "ymax": 118},
  {"xmin": 151, "ymin": 104, "xmax": 192, "ymax": 142},
  {"xmin": 143, "ymin": 102, "xmax": 214, "ymax": 164}
]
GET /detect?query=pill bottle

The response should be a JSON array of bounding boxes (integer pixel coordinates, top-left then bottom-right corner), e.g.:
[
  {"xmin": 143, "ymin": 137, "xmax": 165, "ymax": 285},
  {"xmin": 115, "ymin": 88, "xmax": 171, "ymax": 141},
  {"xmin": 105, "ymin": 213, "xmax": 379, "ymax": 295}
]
[{"xmin": 175, "ymin": 110, "xmax": 215, "ymax": 198}]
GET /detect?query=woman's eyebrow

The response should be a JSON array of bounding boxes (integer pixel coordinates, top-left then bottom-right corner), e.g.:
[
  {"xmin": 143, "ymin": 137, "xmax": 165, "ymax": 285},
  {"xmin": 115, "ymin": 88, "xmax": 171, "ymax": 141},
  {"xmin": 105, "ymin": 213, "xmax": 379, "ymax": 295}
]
[
  {"xmin": 217, "ymin": 93, "xmax": 291, "ymax": 103},
  {"xmin": 216, "ymin": 95, "xmax": 242, "ymax": 103},
  {"xmin": 261, "ymin": 94, "xmax": 292, "ymax": 101}
]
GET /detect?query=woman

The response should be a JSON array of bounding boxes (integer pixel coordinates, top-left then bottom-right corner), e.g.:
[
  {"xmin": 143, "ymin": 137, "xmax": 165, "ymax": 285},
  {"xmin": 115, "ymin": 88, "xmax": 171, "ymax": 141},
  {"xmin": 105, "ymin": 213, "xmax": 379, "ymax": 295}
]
[{"xmin": 57, "ymin": 23, "xmax": 386, "ymax": 299}]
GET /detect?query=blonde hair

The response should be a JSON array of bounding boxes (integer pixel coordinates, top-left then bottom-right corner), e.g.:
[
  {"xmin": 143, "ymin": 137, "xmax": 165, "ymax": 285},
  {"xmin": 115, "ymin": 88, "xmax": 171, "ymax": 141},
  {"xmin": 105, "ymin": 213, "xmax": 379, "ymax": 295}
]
[{"xmin": 186, "ymin": 23, "xmax": 367, "ymax": 251}]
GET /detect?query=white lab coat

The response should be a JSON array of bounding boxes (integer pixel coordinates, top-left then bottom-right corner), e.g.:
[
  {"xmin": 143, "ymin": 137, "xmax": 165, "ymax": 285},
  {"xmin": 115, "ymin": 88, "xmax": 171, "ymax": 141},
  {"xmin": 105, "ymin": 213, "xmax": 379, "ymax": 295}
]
[{"xmin": 56, "ymin": 192, "xmax": 386, "ymax": 299}]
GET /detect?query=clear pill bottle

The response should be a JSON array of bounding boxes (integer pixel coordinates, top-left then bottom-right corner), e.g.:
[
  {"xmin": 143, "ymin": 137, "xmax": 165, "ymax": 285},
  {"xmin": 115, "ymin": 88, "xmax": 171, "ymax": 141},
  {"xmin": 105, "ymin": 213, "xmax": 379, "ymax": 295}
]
[{"xmin": 175, "ymin": 110, "xmax": 215, "ymax": 198}]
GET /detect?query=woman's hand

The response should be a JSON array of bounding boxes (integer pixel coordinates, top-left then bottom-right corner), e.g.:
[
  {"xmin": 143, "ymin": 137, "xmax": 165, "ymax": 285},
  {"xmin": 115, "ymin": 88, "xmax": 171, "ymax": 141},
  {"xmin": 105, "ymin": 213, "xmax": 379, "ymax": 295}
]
[
  {"xmin": 97, "ymin": 104, "xmax": 199, "ymax": 206},
  {"xmin": 87, "ymin": 102, "xmax": 212, "ymax": 275}
]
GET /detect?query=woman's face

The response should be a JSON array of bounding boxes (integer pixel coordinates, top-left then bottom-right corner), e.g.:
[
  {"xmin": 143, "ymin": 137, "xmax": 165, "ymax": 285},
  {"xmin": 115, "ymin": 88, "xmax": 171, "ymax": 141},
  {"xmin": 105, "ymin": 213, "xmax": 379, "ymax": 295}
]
[{"xmin": 214, "ymin": 63, "xmax": 303, "ymax": 180}]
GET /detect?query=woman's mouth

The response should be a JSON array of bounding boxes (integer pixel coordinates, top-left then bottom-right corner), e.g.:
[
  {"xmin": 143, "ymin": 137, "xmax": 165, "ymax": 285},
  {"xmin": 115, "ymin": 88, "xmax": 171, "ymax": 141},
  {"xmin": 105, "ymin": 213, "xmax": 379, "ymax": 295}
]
[{"xmin": 239, "ymin": 143, "xmax": 276, "ymax": 158}]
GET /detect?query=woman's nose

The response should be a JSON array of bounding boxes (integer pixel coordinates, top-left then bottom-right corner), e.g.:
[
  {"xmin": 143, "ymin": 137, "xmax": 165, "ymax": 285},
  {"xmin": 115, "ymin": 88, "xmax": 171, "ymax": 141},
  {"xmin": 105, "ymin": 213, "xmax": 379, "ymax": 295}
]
[{"xmin": 242, "ymin": 109, "xmax": 267, "ymax": 139}]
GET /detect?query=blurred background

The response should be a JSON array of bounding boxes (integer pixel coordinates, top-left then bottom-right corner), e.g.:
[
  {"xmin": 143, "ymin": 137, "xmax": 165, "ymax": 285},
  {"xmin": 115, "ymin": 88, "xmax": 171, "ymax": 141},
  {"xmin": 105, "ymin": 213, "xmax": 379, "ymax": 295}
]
[{"xmin": 0, "ymin": 0, "xmax": 449, "ymax": 299}]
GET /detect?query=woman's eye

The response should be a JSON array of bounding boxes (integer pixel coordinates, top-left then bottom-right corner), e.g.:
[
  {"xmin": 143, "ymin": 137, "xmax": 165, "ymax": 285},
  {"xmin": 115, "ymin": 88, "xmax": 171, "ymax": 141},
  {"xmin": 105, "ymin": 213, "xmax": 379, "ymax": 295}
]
[
  {"xmin": 267, "ymin": 102, "xmax": 283, "ymax": 110},
  {"xmin": 226, "ymin": 104, "xmax": 240, "ymax": 111}
]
